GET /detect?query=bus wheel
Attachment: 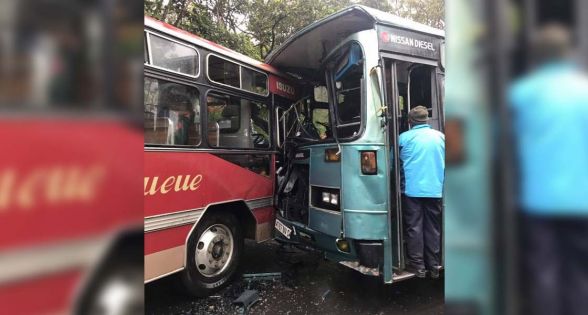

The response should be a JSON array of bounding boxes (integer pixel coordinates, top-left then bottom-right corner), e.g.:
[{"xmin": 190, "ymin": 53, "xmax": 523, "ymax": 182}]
[{"xmin": 181, "ymin": 212, "xmax": 243, "ymax": 296}]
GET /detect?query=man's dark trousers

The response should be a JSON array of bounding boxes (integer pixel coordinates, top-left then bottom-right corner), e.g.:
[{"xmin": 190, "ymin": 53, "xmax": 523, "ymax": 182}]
[
  {"xmin": 403, "ymin": 195, "xmax": 442, "ymax": 269},
  {"xmin": 521, "ymin": 214, "xmax": 588, "ymax": 315}
]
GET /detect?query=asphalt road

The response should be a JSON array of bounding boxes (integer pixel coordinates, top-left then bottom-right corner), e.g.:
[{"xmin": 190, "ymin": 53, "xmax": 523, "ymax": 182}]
[{"xmin": 146, "ymin": 240, "xmax": 444, "ymax": 315}]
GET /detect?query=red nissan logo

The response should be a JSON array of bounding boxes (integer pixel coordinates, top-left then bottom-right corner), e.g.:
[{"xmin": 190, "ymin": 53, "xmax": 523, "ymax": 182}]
[{"xmin": 380, "ymin": 31, "xmax": 389, "ymax": 43}]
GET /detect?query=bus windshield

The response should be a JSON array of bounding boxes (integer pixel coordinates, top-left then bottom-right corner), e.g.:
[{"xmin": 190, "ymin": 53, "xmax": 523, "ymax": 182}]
[{"xmin": 279, "ymin": 42, "xmax": 364, "ymax": 143}]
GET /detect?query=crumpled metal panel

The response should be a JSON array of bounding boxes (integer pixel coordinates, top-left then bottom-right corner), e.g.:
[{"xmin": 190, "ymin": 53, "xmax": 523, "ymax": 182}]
[
  {"xmin": 307, "ymin": 145, "xmax": 342, "ymax": 237},
  {"xmin": 308, "ymin": 206, "xmax": 341, "ymax": 237},
  {"xmin": 308, "ymin": 145, "xmax": 341, "ymax": 187}
]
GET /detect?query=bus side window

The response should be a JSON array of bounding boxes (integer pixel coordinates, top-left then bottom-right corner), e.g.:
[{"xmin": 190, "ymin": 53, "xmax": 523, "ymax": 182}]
[
  {"xmin": 207, "ymin": 92, "xmax": 270, "ymax": 149},
  {"xmin": 144, "ymin": 77, "xmax": 201, "ymax": 146},
  {"xmin": 241, "ymin": 67, "xmax": 268, "ymax": 95},
  {"xmin": 148, "ymin": 33, "xmax": 199, "ymax": 77}
]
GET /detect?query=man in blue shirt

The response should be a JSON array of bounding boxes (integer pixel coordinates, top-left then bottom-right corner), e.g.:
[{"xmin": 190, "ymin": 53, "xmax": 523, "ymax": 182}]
[
  {"xmin": 399, "ymin": 106, "xmax": 445, "ymax": 278},
  {"xmin": 509, "ymin": 24, "xmax": 588, "ymax": 315}
]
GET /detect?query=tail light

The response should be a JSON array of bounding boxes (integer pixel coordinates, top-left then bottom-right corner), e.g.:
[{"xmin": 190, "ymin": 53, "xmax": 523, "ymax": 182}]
[{"xmin": 360, "ymin": 151, "xmax": 377, "ymax": 175}]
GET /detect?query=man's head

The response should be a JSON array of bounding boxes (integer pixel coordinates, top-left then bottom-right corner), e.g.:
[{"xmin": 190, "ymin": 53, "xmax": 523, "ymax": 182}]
[
  {"xmin": 531, "ymin": 23, "xmax": 573, "ymax": 66},
  {"xmin": 409, "ymin": 106, "xmax": 429, "ymax": 125}
]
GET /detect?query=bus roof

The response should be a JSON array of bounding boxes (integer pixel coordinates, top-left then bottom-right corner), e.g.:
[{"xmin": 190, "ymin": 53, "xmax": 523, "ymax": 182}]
[
  {"xmin": 265, "ymin": 5, "xmax": 444, "ymax": 70},
  {"xmin": 145, "ymin": 16, "xmax": 287, "ymax": 77}
]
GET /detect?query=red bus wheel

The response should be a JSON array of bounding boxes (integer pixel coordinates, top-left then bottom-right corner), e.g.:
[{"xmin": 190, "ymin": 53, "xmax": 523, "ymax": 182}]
[{"xmin": 181, "ymin": 212, "xmax": 243, "ymax": 296}]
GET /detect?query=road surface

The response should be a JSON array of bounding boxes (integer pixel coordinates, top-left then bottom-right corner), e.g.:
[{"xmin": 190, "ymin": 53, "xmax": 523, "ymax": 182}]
[{"xmin": 146, "ymin": 240, "xmax": 444, "ymax": 315}]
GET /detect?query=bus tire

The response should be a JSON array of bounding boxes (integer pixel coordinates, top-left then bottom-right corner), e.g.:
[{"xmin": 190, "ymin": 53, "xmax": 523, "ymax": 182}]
[{"xmin": 181, "ymin": 211, "xmax": 243, "ymax": 297}]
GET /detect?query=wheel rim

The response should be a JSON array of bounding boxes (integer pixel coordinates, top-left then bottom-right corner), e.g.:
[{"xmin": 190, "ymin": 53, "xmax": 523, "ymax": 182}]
[
  {"xmin": 87, "ymin": 269, "xmax": 144, "ymax": 315},
  {"xmin": 195, "ymin": 224, "xmax": 234, "ymax": 277}
]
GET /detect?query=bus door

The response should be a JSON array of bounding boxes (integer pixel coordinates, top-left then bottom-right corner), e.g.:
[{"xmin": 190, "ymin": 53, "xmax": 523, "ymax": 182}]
[{"xmin": 381, "ymin": 56, "xmax": 445, "ymax": 274}]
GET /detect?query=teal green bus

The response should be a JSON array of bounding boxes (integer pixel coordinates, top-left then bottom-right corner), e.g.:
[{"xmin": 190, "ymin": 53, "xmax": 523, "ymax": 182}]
[{"xmin": 266, "ymin": 5, "xmax": 445, "ymax": 283}]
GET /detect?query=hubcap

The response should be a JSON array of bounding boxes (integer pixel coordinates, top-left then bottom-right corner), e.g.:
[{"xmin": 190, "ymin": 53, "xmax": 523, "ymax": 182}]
[{"xmin": 195, "ymin": 224, "xmax": 234, "ymax": 277}]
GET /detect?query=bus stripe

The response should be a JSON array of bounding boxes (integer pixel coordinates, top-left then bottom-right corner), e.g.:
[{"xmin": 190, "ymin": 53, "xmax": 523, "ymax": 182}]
[{"xmin": 144, "ymin": 197, "xmax": 273, "ymax": 233}]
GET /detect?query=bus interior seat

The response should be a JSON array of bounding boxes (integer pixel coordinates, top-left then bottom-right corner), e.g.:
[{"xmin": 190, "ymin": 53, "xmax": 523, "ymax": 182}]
[
  {"xmin": 165, "ymin": 97, "xmax": 197, "ymax": 145},
  {"xmin": 217, "ymin": 104, "xmax": 242, "ymax": 147},
  {"xmin": 145, "ymin": 117, "xmax": 174, "ymax": 144},
  {"xmin": 220, "ymin": 104, "xmax": 240, "ymax": 133}
]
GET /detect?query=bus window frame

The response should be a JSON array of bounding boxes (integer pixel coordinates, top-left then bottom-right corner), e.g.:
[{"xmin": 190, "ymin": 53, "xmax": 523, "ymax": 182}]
[
  {"xmin": 204, "ymin": 89, "xmax": 272, "ymax": 150},
  {"xmin": 282, "ymin": 39, "xmax": 368, "ymax": 146},
  {"xmin": 206, "ymin": 53, "xmax": 270, "ymax": 97},
  {"xmin": 144, "ymin": 30, "xmax": 201, "ymax": 79},
  {"xmin": 324, "ymin": 40, "xmax": 367, "ymax": 142},
  {"xmin": 143, "ymin": 73, "xmax": 203, "ymax": 148},
  {"xmin": 144, "ymin": 32, "xmax": 150, "ymax": 64},
  {"xmin": 275, "ymin": 106, "xmax": 286, "ymax": 148}
]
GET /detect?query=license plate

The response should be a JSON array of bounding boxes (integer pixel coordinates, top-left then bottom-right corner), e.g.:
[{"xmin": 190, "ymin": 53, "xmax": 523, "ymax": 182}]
[{"xmin": 275, "ymin": 219, "xmax": 292, "ymax": 239}]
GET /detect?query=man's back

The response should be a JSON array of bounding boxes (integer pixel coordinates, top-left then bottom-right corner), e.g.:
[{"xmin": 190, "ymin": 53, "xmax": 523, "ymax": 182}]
[
  {"xmin": 399, "ymin": 124, "xmax": 445, "ymax": 198},
  {"xmin": 510, "ymin": 62, "xmax": 588, "ymax": 214}
]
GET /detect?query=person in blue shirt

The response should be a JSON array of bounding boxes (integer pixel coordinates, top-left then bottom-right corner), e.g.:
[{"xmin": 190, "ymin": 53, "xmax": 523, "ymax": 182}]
[
  {"xmin": 399, "ymin": 105, "xmax": 445, "ymax": 278},
  {"xmin": 509, "ymin": 24, "xmax": 588, "ymax": 315}
]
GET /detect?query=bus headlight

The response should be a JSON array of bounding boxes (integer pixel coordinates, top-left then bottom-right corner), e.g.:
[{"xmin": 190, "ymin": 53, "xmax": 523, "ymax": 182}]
[
  {"xmin": 360, "ymin": 151, "xmax": 377, "ymax": 175},
  {"xmin": 322, "ymin": 192, "xmax": 338, "ymax": 205},
  {"xmin": 322, "ymin": 192, "xmax": 331, "ymax": 203},
  {"xmin": 330, "ymin": 194, "xmax": 338, "ymax": 205},
  {"xmin": 312, "ymin": 186, "xmax": 340, "ymax": 211}
]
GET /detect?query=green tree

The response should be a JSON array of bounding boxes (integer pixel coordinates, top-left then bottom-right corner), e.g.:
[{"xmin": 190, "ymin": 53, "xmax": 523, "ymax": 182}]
[
  {"xmin": 145, "ymin": 0, "xmax": 445, "ymax": 61},
  {"xmin": 145, "ymin": 0, "xmax": 261, "ymax": 58},
  {"xmin": 245, "ymin": 0, "xmax": 351, "ymax": 59},
  {"xmin": 390, "ymin": 0, "xmax": 445, "ymax": 29}
]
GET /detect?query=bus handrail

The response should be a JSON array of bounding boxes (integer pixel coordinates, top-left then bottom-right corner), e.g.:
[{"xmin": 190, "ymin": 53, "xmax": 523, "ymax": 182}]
[{"xmin": 214, "ymin": 122, "xmax": 220, "ymax": 147}]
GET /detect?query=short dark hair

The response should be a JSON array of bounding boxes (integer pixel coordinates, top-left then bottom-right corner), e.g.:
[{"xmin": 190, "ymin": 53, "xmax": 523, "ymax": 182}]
[{"xmin": 531, "ymin": 23, "xmax": 573, "ymax": 65}]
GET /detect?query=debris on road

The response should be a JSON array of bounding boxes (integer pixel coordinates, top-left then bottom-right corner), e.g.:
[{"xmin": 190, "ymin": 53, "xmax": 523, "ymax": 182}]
[
  {"xmin": 233, "ymin": 290, "xmax": 260, "ymax": 315},
  {"xmin": 321, "ymin": 289, "xmax": 331, "ymax": 302},
  {"xmin": 146, "ymin": 240, "xmax": 443, "ymax": 314},
  {"xmin": 242, "ymin": 272, "xmax": 282, "ymax": 282}
]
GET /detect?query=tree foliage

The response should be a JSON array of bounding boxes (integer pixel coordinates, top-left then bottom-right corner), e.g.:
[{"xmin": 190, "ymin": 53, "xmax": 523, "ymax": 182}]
[{"xmin": 145, "ymin": 0, "xmax": 445, "ymax": 61}]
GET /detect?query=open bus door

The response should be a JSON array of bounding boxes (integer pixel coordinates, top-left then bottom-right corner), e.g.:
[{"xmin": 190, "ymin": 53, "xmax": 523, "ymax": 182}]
[{"xmin": 381, "ymin": 55, "xmax": 445, "ymax": 277}]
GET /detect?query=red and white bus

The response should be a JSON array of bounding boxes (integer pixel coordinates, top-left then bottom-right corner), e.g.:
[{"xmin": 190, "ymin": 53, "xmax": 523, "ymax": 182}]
[{"xmin": 144, "ymin": 16, "xmax": 297, "ymax": 295}]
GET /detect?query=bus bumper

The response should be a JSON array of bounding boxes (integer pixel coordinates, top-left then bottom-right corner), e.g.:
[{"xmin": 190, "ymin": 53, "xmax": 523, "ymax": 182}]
[{"xmin": 273, "ymin": 215, "xmax": 387, "ymax": 278}]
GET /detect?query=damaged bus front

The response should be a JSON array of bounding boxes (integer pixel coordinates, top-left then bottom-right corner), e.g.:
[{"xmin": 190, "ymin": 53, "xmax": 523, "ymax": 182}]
[{"xmin": 266, "ymin": 5, "xmax": 445, "ymax": 283}]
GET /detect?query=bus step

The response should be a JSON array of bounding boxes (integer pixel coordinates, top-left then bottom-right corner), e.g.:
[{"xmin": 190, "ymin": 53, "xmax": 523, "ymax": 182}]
[{"xmin": 392, "ymin": 270, "xmax": 417, "ymax": 281}]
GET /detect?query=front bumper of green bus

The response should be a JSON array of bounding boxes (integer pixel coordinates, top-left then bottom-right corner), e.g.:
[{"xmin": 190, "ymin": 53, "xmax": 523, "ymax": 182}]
[{"xmin": 273, "ymin": 215, "xmax": 383, "ymax": 277}]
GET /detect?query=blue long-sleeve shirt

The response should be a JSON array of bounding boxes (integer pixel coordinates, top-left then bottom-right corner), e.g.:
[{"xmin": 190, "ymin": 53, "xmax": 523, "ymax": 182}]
[
  {"xmin": 398, "ymin": 124, "xmax": 445, "ymax": 198},
  {"xmin": 509, "ymin": 62, "xmax": 588, "ymax": 215}
]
